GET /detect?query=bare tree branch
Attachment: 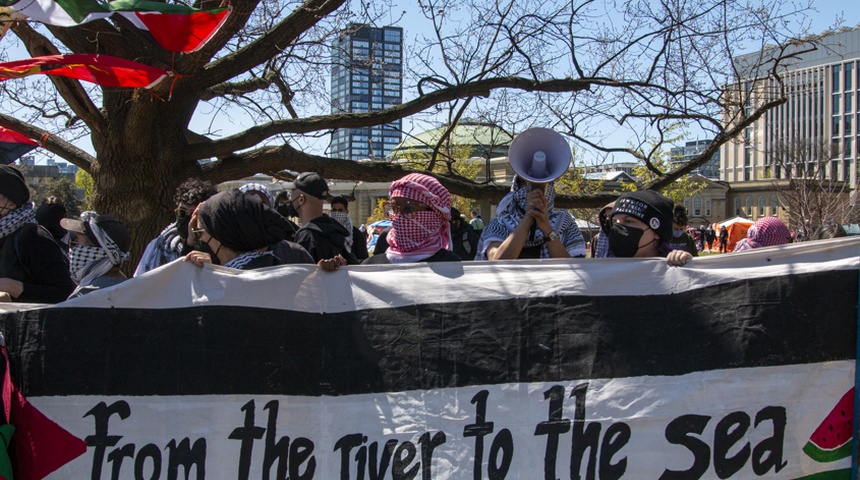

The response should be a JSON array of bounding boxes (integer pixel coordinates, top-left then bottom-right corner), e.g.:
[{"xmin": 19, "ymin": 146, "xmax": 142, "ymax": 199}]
[
  {"xmin": 186, "ymin": 76, "xmax": 592, "ymax": 160},
  {"xmin": 0, "ymin": 113, "xmax": 96, "ymax": 171}
]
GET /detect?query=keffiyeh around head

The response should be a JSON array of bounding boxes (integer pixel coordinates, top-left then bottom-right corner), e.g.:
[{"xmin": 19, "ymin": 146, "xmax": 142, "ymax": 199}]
[
  {"xmin": 239, "ymin": 183, "xmax": 275, "ymax": 207},
  {"xmin": 329, "ymin": 211, "xmax": 354, "ymax": 250},
  {"xmin": 68, "ymin": 211, "xmax": 130, "ymax": 288},
  {"xmin": 744, "ymin": 216, "xmax": 791, "ymax": 249},
  {"xmin": 386, "ymin": 173, "xmax": 452, "ymax": 263},
  {"xmin": 476, "ymin": 176, "xmax": 569, "ymax": 259},
  {"xmin": 198, "ymin": 189, "xmax": 292, "ymax": 252}
]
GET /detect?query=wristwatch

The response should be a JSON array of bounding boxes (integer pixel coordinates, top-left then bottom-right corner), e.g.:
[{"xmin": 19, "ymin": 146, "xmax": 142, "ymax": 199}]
[{"xmin": 545, "ymin": 230, "xmax": 561, "ymax": 242}]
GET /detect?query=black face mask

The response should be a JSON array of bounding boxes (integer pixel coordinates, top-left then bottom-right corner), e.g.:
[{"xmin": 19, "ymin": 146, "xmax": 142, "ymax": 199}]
[
  {"xmin": 176, "ymin": 215, "xmax": 191, "ymax": 242},
  {"xmin": 608, "ymin": 223, "xmax": 645, "ymax": 258},
  {"xmin": 278, "ymin": 198, "xmax": 300, "ymax": 218},
  {"xmin": 194, "ymin": 238, "xmax": 221, "ymax": 265}
]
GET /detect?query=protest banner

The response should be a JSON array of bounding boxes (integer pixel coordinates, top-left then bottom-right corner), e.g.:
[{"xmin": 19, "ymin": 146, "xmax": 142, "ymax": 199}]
[{"xmin": 0, "ymin": 237, "xmax": 858, "ymax": 479}]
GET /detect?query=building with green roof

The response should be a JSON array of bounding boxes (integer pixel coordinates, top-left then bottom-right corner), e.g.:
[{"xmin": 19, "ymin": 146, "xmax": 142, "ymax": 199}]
[{"xmin": 387, "ymin": 122, "xmax": 513, "ymax": 160}]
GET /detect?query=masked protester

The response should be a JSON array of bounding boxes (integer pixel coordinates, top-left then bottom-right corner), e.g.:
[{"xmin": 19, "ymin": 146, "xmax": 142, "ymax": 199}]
[
  {"xmin": 62, "ymin": 213, "xmax": 131, "ymax": 299},
  {"xmin": 733, "ymin": 216, "xmax": 792, "ymax": 252},
  {"xmin": 597, "ymin": 190, "xmax": 692, "ymax": 266},
  {"xmin": 362, "ymin": 173, "xmax": 461, "ymax": 264},
  {"xmin": 0, "ymin": 165, "xmax": 74, "ymax": 303},
  {"xmin": 134, "ymin": 178, "xmax": 218, "ymax": 276},
  {"xmin": 330, "ymin": 196, "xmax": 368, "ymax": 261},
  {"xmin": 184, "ymin": 189, "xmax": 301, "ymax": 270},
  {"xmin": 667, "ymin": 205, "xmax": 698, "ymax": 256},
  {"xmin": 589, "ymin": 201, "xmax": 615, "ymax": 259},
  {"xmin": 288, "ymin": 172, "xmax": 359, "ymax": 271},
  {"xmin": 475, "ymin": 176, "xmax": 586, "ymax": 260}
]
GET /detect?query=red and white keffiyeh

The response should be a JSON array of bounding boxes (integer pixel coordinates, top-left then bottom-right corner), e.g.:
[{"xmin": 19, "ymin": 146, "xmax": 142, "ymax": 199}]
[
  {"xmin": 386, "ymin": 173, "xmax": 452, "ymax": 263},
  {"xmin": 735, "ymin": 216, "xmax": 791, "ymax": 251}
]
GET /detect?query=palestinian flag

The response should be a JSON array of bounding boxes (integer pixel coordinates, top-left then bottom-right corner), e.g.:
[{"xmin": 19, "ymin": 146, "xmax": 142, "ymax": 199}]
[
  {"xmin": 2, "ymin": 347, "xmax": 87, "ymax": 480},
  {"xmin": 4, "ymin": 0, "xmax": 229, "ymax": 52},
  {"xmin": 0, "ymin": 127, "xmax": 38, "ymax": 164},
  {"xmin": 0, "ymin": 54, "xmax": 170, "ymax": 88}
]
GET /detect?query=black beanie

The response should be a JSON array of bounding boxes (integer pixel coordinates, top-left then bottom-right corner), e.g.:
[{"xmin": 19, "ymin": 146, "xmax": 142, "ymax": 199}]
[
  {"xmin": 0, "ymin": 165, "xmax": 29, "ymax": 206},
  {"xmin": 611, "ymin": 190, "xmax": 674, "ymax": 242}
]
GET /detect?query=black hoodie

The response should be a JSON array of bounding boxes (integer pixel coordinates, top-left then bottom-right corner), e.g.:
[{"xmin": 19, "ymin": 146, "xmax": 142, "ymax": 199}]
[{"xmin": 294, "ymin": 215, "xmax": 359, "ymax": 264}]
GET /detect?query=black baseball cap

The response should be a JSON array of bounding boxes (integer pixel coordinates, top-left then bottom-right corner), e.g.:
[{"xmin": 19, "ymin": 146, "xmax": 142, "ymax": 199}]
[{"xmin": 293, "ymin": 172, "xmax": 330, "ymax": 200}]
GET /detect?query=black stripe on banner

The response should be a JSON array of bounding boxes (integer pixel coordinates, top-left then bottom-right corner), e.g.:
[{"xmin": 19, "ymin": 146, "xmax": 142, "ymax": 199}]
[{"xmin": 2, "ymin": 269, "xmax": 856, "ymax": 397}]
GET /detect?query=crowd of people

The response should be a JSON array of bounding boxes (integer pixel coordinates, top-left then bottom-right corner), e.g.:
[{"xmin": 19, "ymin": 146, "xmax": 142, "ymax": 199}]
[{"xmin": 0, "ymin": 163, "xmax": 846, "ymax": 304}]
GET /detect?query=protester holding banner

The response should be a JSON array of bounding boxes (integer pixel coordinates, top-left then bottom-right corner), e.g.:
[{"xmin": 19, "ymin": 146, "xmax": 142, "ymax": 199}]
[
  {"xmin": 667, "ymin": 205, "xmax": 698, "ymax": 256},
  {"xmin": 134, "ymin": 178, "xmax": 218, "ymax": 276},
  {"xmin": 596, "ymin": 190, "xmax": 692, "ymax": 266},
  {"xmin": 284, "ymin": 172, "xmax": 358, "ymax": 270},
  {"xmin": 476, "ymin": 176, "xmax": 586, "ymax": 260},
  {"xmin": 0, "ymin": 165, "xmax": 74, "ymax": 303},
  {"xmin": 184, "ymin": 189, "xmax": 301, "ymax": 269},
  {"xmin": 362, "ymin": 173, "xmax": 461, "ymax": 264},
  {"xmin": 62, "ymin": 212, "xmax": 132, "ymax": 298},
  {"xmin": 733, "ymin": 216, "xmax": 792, "ymax": 252}
]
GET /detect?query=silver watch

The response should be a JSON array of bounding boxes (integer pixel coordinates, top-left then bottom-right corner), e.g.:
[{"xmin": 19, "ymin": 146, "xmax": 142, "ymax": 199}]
[{"xmin": 546, "ymin": 230, "xmax": 560, "ymax": 242}]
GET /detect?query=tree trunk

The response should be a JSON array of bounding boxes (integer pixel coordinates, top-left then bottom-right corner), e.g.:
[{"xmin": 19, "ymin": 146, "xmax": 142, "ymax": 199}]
[{"xmin": 89, "ymin": 92, "xmax": 201, "ymax": 269}]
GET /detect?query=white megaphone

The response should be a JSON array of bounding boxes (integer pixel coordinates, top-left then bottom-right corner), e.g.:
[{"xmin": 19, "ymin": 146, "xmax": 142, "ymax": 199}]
[{"xmin": 508, "ymin": 128, "xmax": 571, "ymax": 191}]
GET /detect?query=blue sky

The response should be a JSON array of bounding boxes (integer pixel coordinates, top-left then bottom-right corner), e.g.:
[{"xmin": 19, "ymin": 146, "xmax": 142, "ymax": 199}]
[{"xmin": 10, "ymin": 0, "xmax": 858, "ymax": 164}]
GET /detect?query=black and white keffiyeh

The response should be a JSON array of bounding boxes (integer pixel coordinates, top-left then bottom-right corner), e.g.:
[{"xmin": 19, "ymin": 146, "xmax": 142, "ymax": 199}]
[
  {"xmin": 135, "ymin": 222, "xmax": 184, "ymax": 275},
  {"xmin": 329, "ymin": 211, "xmax": 354, "ymax": 251},
  {"xmin": 69, "ymin": 211, "xmax": 130, "ymax": 289},
  {"xmin": 475, "ymin": 177, "xmax": 586, "ymax": 260},
  {"xmin": 0, "ymin": 202, "xmax": 36, "ymax": 239},
  {"xmin": 239, "ymin": 183, "xmax": 274, "ymax": 206},
  {"xmin": 224, "ymin": 250, "xmax": 274, "ymax": 270}
]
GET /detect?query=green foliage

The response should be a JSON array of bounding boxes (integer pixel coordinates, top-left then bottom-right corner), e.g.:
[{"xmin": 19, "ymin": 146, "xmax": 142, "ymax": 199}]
[
  {"xmin": 75, "ymin": 169, "xmax": 95, "ymax": 211},
  {"xmin": 38, "ymin": 176, "xmax": 82, "ymax": 217},
  {"xmin": 622, "ymin": 125, "xmax": 705, "ymax": 205},
  {"xmin": 555, "ymin": 162, "xmax": 607, "ymax": 227},
  {"xmin": 623, "ymin": 157, "xmax": 705, "ymax": 204},
  {"xmin": 364, "ymin": 198, "xmax": 388, "ymax": 225},
  {"xmin": 16, "ymin": 164, "xmax": 83, "ymax": 216}
]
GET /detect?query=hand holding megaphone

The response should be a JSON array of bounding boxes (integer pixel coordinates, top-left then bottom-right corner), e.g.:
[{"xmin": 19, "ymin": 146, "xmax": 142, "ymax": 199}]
[{"xmin": 508, "ymin": 128, "xmax": 571, "ymax": 191}]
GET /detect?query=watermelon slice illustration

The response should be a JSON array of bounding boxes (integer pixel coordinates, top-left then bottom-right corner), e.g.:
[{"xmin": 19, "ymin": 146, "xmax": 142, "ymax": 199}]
[{"xmin": 802, "ymin": 387, "xmax": 854, "ymax": 463}]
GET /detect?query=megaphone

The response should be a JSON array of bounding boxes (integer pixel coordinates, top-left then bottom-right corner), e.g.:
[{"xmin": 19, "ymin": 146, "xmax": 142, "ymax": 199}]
[{"xmin": 508, "ymin": 128, "xmax": 571, "ymax": 188}]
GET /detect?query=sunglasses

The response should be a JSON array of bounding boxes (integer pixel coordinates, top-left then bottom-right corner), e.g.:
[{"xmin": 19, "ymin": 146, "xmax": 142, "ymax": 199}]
[
  {"xmin": 384, "ymin": 201, "xmax": 431, "ymax": 217},
  {"xmin": 175, "ymin": 207, "xmax": 193, "ymax": 221}
]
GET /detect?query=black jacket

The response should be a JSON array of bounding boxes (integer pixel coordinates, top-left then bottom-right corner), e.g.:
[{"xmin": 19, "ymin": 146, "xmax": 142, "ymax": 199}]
[
  {"xmin": 295, "ymin": 216, "xmax": 359, "ymax": 264},
  {"xmin": 451, "ymin": 222, "xmax": 480, "ymax": 261},
  {"xmin": 0, "ymin": 223, "xmax": 75, "ymax": 303}
]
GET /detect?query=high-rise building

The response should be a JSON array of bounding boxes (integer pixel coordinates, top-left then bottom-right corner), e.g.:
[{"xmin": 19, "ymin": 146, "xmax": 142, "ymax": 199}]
[
  {"xmin": 330, "ymin": 25, "xmax": 403, "ymax": 160},
  {"xmin": 721, "ymin": 26, "xmax": 860, "ymax": 188},
  {"xmin": 670, "ymin": 140, "xmax": 721, "ymax": 180}
]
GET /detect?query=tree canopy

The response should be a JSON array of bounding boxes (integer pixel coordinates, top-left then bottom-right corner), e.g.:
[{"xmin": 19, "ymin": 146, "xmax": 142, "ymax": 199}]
[{"xmin": 0, "ymin": 0, "xmax": 822, "ymax": 256}]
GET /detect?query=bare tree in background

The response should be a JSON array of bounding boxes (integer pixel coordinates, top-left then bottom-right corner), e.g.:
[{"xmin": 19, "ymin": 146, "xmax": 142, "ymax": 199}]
[
  {"xmin": 0, "ymin": 0, "xmax": 825, "ymax": 259},
  {"xmin": 768, "ymin": 138, "xmax": 857, "ymax": 231}
]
